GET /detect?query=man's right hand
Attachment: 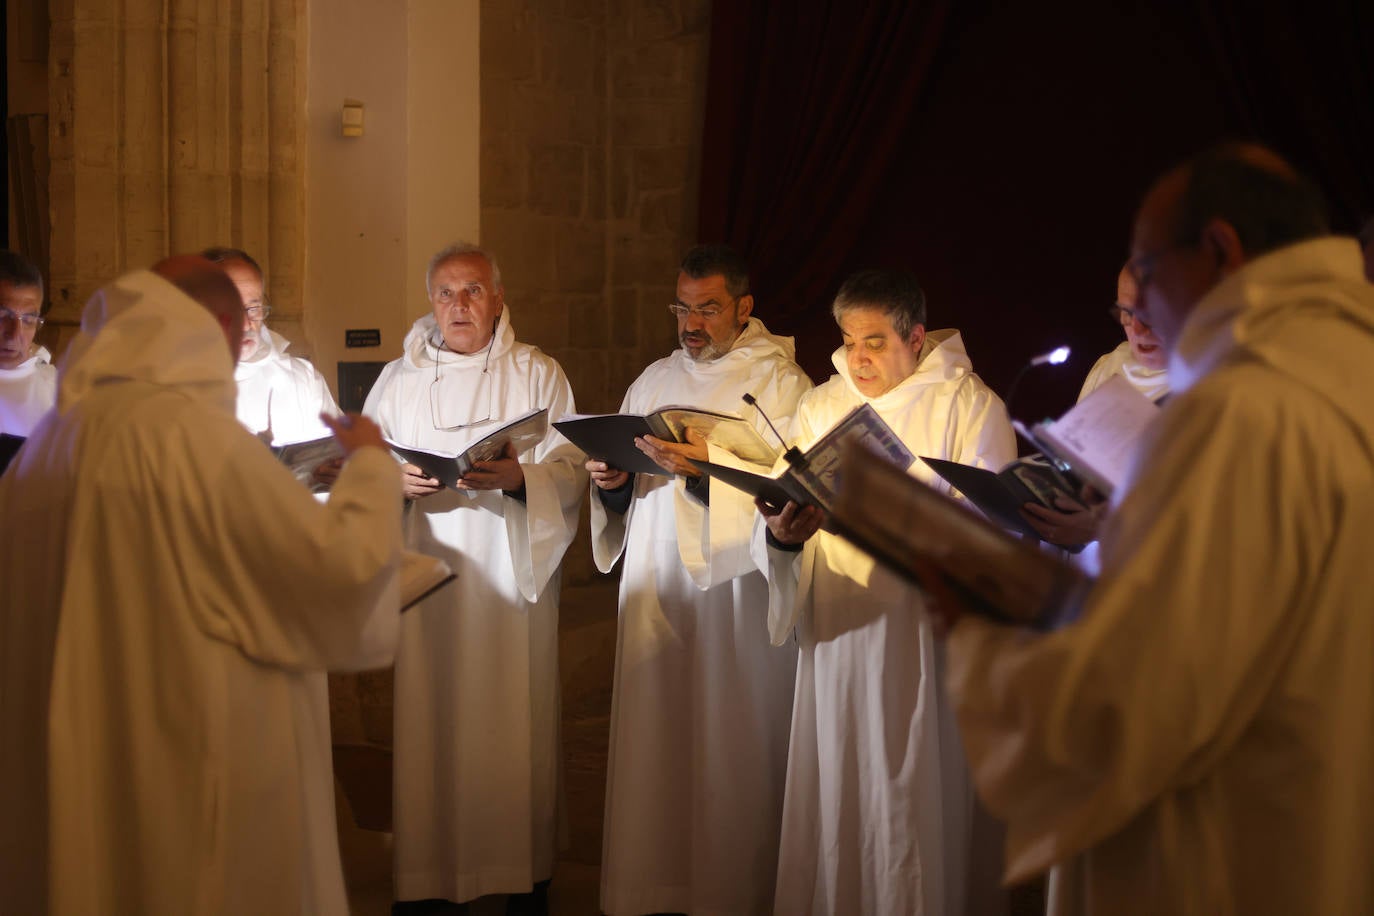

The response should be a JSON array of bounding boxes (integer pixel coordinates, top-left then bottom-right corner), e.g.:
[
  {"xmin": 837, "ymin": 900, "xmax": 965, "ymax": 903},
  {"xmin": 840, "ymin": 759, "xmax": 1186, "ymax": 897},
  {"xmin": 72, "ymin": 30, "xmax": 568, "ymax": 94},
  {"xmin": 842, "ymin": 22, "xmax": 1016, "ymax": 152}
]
[
  {"xmin": 401, "ymin": 463, "xmax": 444, "ymax": 501},
  {"xmin": 758, "ymin": 498, "xmax": 824, "ymax": 545},
  {"xmin": 586, "ymin": 458, "xmax": 629, "ymax": 491}
]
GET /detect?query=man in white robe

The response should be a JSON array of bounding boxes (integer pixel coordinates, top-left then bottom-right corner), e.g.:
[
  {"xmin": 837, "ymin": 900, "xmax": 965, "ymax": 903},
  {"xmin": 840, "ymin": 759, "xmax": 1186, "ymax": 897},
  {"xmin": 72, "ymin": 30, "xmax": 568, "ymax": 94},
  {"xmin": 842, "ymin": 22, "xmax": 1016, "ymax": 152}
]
[
  {"xmin": 755, "ymin": 270, "xmax": 1014, "ymax": 915},
  {"xmin": 364, "ymin": 243, "xmax": 586, "ymax": 912},
  {"xmin": 0, "ymin": 255, "xmax": 405, "ymax": 915},
  {"xmin": 0, "ymin": 250, "xmax": 56, "ymax": 437},
  {"xmin": 588, "ymin": 244, "xmax": 812, "ymax": 915},
  {"xmin": 1022, "ymin": 264, "xmax": 1170, "ymax": 553},
  {"xmin": 943, "ymin": 145, "xmax": 1374, "ymax": 915},
  {"xmin": 1078, "ymin": 265, "xmax": 1169, "ymax": 402},
  {"xmin": 202, "ymin": 247, "xmax": 339, "ymax": 444}
]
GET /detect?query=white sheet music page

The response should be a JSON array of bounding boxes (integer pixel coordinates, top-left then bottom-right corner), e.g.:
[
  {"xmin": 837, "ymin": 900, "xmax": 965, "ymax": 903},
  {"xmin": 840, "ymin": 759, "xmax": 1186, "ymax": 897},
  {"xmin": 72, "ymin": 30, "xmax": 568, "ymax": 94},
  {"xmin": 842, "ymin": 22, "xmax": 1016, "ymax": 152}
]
[{"xmin": 1035, "ymin": 374, "xmax": 1160, "ymax": 495}]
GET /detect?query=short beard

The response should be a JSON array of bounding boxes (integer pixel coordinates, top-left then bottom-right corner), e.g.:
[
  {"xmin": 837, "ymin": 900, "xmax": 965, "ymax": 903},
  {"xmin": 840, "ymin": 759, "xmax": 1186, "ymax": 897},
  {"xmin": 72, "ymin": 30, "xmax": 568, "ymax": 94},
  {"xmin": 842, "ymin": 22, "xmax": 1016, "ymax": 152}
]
[{"xmin": 681, "ymin": 326, "xmax": 740, "ymax": 362}]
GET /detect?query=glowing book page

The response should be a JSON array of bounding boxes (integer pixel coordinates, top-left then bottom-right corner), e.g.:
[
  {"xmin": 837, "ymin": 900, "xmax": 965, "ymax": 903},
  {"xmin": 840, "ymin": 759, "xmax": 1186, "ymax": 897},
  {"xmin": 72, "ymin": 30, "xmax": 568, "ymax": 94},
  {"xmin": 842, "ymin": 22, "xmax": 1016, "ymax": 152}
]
[{"xmin": 1032, "ymin": 374, "xmax": 1160, "ymax": 496}]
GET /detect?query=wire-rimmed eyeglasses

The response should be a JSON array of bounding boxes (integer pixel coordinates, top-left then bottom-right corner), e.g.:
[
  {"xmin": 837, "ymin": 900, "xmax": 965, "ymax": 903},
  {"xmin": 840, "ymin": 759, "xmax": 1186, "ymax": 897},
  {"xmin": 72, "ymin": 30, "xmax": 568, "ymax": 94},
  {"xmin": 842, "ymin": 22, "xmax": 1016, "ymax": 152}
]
[
  {"xmin": 667, "ymin": 302, "xmax": 726, "ymax": 320},
  {"xmin": 0, "ymin": 307, "xmax": 44, "ymax": 329},
  {"xmin": 244, "ymin": 303, "xmax": 273, "ymax": 321},
  {"xmin": 429, "ymin": 332, "xmax": 496, "ymax": 430}
]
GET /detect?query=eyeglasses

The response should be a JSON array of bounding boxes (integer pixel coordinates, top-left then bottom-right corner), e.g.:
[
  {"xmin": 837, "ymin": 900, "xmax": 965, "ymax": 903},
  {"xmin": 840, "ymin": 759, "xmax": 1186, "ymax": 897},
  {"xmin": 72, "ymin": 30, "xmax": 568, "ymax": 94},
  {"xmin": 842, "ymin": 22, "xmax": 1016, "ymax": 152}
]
[
  {"xmin": 667, "ymin": 302, "xmax": 727, "ymax": 320},
  {"xmin": 1109, "ymin": 304, "xmax": 1151, "ymax": 330},
  {"xmin": 0, "ymin": 307, "xmax": 44, "ymax": 329},
  {"xmin": 244, "ymin": 303, "xmax": 272, "ymax": 321},
  {"xmin": 429, "ymin": 333, "xmax": 495, "ymax": 430}
]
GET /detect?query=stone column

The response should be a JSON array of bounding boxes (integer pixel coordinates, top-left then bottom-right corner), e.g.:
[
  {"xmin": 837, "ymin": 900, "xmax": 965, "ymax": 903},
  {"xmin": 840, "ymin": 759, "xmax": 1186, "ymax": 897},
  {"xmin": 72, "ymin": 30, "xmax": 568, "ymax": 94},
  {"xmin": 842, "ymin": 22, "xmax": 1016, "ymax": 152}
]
[{"xmin": 47, "ymin": 0, "xmax": 306, "ymax": 352}]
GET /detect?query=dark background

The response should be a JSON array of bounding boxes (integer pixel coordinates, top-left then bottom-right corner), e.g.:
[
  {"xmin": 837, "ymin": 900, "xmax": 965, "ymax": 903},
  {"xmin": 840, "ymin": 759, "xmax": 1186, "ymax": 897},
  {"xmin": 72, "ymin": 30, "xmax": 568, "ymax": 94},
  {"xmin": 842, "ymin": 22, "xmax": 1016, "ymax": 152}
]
[{"xmin": 698, "ymin": 0, "xmax": 1374, "ymax": 424}]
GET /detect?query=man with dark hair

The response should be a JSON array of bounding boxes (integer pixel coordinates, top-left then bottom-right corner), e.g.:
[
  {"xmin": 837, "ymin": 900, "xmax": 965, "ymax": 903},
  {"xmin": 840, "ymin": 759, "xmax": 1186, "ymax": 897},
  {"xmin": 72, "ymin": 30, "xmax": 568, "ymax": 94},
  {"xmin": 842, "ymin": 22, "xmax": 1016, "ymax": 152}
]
[
  {"xmin": 0, "ymin": 255, "xmax": 405, "ymax": 914},
  {"xmin": 0, "ymin": 249, "xmax": 55, "ymax": 436},
  {"xmin": 588, "ymin": 243, "xmax": 812, "ymax": 915},
  {"xmin": 941, "ymin": 143, "xmax": 1374, "ymax": 914},
  {"xmin": 758, "ymin": 269, "xmax": 1013, "ymax": 915}
]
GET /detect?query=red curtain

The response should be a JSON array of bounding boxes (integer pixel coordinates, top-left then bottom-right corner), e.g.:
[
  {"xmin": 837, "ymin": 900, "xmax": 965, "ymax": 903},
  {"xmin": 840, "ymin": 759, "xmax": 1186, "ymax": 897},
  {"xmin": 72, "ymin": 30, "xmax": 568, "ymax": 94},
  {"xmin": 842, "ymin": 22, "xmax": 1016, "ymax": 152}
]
[{"xmin": 697, "ymin": 2, "xmax": 1374, "ymax": 418}]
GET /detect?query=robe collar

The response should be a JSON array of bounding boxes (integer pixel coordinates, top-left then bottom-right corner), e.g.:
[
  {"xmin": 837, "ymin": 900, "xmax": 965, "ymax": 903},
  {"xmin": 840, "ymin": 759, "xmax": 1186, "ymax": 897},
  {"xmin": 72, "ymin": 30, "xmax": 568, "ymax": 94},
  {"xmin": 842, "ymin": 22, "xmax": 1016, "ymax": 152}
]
[
  {"xmin": 401, "ymin": 305, "xmax": 516, "ymax": 369},
  {"xmin": 829, "ymin": 327, "xmax": 974, "ymax": 409}
]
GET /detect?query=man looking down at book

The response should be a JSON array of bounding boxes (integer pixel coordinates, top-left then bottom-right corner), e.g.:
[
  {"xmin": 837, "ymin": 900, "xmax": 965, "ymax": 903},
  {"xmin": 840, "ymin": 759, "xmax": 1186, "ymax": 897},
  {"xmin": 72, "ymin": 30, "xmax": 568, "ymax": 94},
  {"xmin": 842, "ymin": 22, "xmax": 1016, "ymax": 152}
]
[
  {"xmin": 0, "ymin": 255, "xmax": 405, "ymax": 914},
  {"xmin": 0, "ymin": 249, "xmax": 56, "ymax": 437},
  {"xmin": 1020, "ymin": 263, "xmax": 1171, "ymax": 551},
  {"xmin": 587, "ymin": 244, "xmax": 811, "ymax": 915},
  {"xmin": 363, "ymin": 242, "xmax": 585, "ymax": 914},
  {"xmin": 937, "ymin": 143, "xmax": 1374, "ymax": 915},
  {"xmin": 754, "ymin": 269, "xmax": 1014, "ymax": 915},
  {"xmin": 201, "ymin": 247, "xmax": 339, "ymax": 446}
]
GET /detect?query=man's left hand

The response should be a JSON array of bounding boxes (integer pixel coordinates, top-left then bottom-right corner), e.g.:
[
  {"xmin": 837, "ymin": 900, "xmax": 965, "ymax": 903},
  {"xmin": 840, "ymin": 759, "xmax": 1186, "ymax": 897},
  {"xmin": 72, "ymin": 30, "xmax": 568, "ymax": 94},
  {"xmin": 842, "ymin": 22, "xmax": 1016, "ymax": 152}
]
[
  {"xmin": 635, "ymin": 428, "xmax": 708, "ymax": 477},
  {"xmin": 457, "ymin": 441, "xmax": 526, "ymax": 492}
]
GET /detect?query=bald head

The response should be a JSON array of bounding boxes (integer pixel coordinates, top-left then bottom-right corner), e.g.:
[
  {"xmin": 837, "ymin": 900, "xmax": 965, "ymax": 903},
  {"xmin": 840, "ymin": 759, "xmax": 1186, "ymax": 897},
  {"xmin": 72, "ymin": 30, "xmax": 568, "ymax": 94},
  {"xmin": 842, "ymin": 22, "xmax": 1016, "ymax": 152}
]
[{"xmin": 152, "ymin": 255, "xmax": 246, "ymax": 363}]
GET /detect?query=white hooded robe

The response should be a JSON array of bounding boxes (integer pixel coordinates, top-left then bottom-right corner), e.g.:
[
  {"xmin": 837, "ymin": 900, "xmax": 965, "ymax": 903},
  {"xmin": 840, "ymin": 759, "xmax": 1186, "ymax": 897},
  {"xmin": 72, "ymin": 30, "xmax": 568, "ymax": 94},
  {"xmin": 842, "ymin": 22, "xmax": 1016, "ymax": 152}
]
[
  {"xmin": 0, "ymin": 345, "xmax": 57, "ymax": 435},
  {"xmin": 0, "ymin": 269, "xmax": 404, "ymax": 915},
  {"xmin": 949, "ymin": 238, "xmax": 1374, "ymax": 916},
  {"xmin": 757, "ymin": 329, "xmax": 1015, "ymax": 916},
  {"xmin": 593, "ymin": 317, "xmax": 813, "ymax": 916},
  {"xmin": 235, "ymin": 327, "xmax": 339, "ymax": 442},
  {"xmin": 364, "ymin": 308, "xmax": 586, "ymax": 903}
]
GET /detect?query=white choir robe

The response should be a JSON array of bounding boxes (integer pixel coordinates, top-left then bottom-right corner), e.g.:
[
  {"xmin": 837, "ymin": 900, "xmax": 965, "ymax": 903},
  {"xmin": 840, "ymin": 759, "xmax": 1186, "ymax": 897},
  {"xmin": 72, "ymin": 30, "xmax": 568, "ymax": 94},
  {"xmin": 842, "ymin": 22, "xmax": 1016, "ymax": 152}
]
[
  {"xmin": 755, "ymin": 329, "xmax": 1015, "ymax": 916},
  {"xmin": 0, "ymin": 345, "xmax": 56, "ymax": 435},
  {"xmin": 364, "ymin": 308, "xmax": 586, "ymax": 903},
  {"xmin": 235, "ymin": 326, "xmax": 339, "ymax": 442},
  {"xmin": 949, "ymin": 238, "xmax": 1374, "ymax": 916},
  {"xmin": 1078, "ymin": 340, "xmax": 1169, "ymax": 402},
  {"xmin": 1073, "ymin": 342, "xmax": 1170, "ymax": 575},
  {"xmin": 593, "ymin": 318, "xmax": 812, "ymax": 916},
  {"xmin": 0, "ymin": 269, "xmax": 403, "ymax": 916}
]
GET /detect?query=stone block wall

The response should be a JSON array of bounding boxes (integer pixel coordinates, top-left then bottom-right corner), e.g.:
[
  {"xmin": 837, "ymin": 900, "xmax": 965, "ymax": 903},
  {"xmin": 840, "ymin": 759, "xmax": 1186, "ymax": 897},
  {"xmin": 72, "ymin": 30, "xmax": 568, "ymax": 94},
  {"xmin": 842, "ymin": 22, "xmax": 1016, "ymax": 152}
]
[
  {"xmin": 45, "ymin": 0, "xmax": 306, "ymax": 354},
  {"xmin": 480, "ymin": 0, "xmax": 711, "ymax": 417}
]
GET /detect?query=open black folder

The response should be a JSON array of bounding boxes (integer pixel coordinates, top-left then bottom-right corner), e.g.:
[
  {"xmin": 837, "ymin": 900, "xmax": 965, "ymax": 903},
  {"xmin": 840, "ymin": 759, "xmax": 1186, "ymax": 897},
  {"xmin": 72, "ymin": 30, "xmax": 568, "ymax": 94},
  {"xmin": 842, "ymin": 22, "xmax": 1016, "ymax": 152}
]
[
  {"xmin": 831, "ymin": 442, "xmax": 1088, "ymax": 629},
  {"xmin": 388, "ymin": 408, "xmax": 549, "ymax": 490},
  {"xmin": 0, "ymin": 433, "xmax": 24, "ymax": 474},
  {"xmin": 919, "ymin": 455, "xmax": 1081, "ymax": 541},
  {"xmin": 554, "ymin": 406, "xmax": 777, "ymax": 478}
]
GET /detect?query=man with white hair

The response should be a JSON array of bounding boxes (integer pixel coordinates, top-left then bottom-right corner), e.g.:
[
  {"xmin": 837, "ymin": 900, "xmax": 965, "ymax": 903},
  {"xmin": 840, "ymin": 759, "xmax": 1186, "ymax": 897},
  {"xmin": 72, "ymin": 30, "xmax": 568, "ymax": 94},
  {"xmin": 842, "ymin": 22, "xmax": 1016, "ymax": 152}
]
[
  {"xmin": 364, "ymin": 242, "xmax": 586, "ymax": 914},
  {"xmin": 0, "ymin": 255, "xmax": 404, "ymax": 914},
  {"xmin": 0, "ymin": 249, "xmax": 56, "ymax": 437}
]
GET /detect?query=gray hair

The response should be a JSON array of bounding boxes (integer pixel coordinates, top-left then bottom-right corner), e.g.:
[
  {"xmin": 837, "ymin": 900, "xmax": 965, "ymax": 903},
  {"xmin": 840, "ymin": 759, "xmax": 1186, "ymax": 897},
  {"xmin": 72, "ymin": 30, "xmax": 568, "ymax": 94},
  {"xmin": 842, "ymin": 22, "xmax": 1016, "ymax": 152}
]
[
  {"xmin": 831, "ymin": 269, "xmax": 927, "ymax": 339},
  {"xmin": 427, "ymin": 242, "xmax": 503, "ymax": 294}
]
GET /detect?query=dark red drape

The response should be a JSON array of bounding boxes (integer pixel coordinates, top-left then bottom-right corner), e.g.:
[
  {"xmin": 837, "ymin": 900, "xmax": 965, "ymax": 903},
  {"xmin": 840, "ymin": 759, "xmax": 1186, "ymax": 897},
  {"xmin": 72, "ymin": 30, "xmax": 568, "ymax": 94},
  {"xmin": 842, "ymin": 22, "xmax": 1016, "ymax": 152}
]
[{"xmin": 697, "ymin": 2, "xmax": 1374, "ymax": 421}]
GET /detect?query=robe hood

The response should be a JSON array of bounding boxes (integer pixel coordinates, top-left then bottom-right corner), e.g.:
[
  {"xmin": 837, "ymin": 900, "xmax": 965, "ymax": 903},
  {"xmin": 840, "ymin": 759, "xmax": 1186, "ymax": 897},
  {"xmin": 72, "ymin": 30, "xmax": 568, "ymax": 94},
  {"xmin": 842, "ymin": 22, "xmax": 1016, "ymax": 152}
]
[
  {"xmin": 829, "ymin": 327, "xmax": 975, "ymax": 407},
  {"xmin": 57, "ymin": 269, "xmax": 238, "ymax": 415},
  {"xmin": 1170, "ymin": 236, "xmax": 1374, "ymax": 452},
  {"xmin": 400, "ymin": 306, "xmax": 516, "ymax": 369},
  {"xmin": 669, "ymin": 316, "xmax": 797, "ymax": 378}
]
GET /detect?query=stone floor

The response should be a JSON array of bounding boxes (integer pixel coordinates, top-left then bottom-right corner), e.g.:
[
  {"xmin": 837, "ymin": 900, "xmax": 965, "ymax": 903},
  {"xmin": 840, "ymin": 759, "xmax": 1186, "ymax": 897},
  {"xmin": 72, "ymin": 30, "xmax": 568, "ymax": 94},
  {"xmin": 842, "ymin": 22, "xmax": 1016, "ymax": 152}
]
[{"xmin": 334, "ymin": 576, "xmax": 1045, "ymax": 915}]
